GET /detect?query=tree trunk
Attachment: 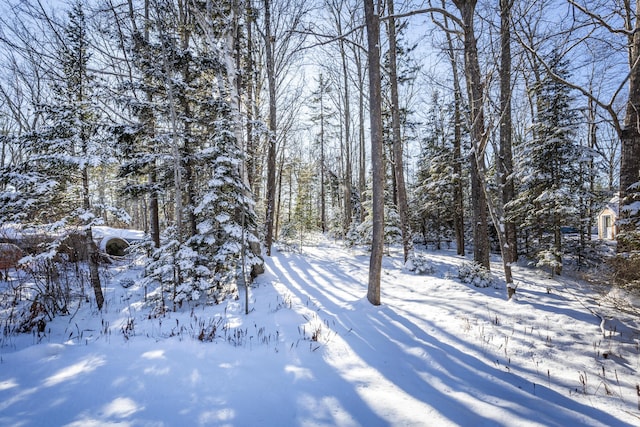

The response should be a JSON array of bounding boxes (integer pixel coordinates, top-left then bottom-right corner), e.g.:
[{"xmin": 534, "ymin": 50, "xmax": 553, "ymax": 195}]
[
  {"xmin": 319, "ymin": 75, "xmax": 327, "ymax": 233},
  {"xmin": 82, "ymin": 152, "xmax": 104, "ymax": 310},
  {"xmin": 364, "ymin": 0, "xmax": 383, "ymax": 306},
  {"xmin": 356, "ymin": 49, "xmax": 367, "ymax": 223},
  {"xmin": 387, "ymin": 0, "xmax": 411, "ymax": 263},
  {"xmin": 452, "ymin": 86, "xmax": 465, "ymax": 257},
  {"xmin": 442, "ymin": 8, "xmax": 465, "ymax": 257},
  {"xmin": 128, "ymin": 0, "xmax": 160, "ymax": 248},
  {"xmin": 245, "ymin": 7, "xmax": 257, "ymax": 196},
  {"xmin": 499, "ymin": 0, "xmax": 515, "ymax": 295},
  {"xmin": 274, "ymin": 145, "xmax": 286, "ymax": 240},
  {"xmin": 149, "ymin": 169, "xmax": 160, "ymax": 248},
  {"xmin": 178, "ymin": 18, "xmax": 197, "ymax": 240},
  {"xmin": 264, "ymin": 0, "xmax": 277, "ymax": 256},
  {"xmin": 499, "ymin": 0, "xmax": 516, "ymax": 266},
  {"xmin": 339, "ymin": 38, "xmax": 353, "ymax": 234},
  {"xmin": 619, "ymin": 0, "xmax": 640, "ymax": 252},
  {"xmin": 453, "ymin": 0, "xmax": 490, "ymax": 269}
]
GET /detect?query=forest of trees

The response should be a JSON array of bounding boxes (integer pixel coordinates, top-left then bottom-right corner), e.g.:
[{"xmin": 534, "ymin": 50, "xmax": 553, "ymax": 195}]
[{"xmin": 0, "ymin": 0, "xmax": 639, "ymax": 310}]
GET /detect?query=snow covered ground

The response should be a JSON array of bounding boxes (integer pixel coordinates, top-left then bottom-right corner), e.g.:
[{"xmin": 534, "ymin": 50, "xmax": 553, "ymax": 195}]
[{"xmin": 1, "ymin": 237, "xmax": 639, "ymax": 426}]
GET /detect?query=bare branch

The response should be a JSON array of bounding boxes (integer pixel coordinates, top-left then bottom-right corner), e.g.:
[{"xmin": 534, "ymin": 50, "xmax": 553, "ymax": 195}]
[
  {"xmin": 567, "ymin": 0, "xmax": 636, "ymax": 37},
  {"xmin": 291, "ymin": 7, "xmax": 462, "ymax": 52},
  {"xmin": 513, "ymin": 27, "xmax": 626, "ymax": 136}
]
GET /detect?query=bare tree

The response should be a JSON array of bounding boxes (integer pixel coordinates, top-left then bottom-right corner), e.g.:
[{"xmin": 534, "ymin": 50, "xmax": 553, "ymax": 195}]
[
  {"xmin": 499, "ymin": 0, "xmax": 517, "ymax": 269},
  {"xmin": 436, "ymin": 3, "xmax": 466, "ymax": 257},
  {"xmin": 364, "ymin": 0, "xmax": 383, "ymax": 306},
  {"xmin": 263, "ymin": 0, "xmax": 277, "ymax": 256},
  {"xmin": 452, "ymin": 0, "xmax": 490, "ymax": 269},
  {"xmin": 325, "ymin": 0, "xmax": 354, "ymax": 235},
  {"xmin": 386, "ymin": 0, "xmax": 411, "ymax": 263}
]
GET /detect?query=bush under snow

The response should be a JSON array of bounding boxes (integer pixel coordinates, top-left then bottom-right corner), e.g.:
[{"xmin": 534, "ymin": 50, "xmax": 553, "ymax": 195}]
[
  {"xmin": 404, "ymin": 253, "xmax": 435, "ymax": 275},
  {"xmin": 457, "ymin": 261, "xmax": 493, "ymax": 288}
]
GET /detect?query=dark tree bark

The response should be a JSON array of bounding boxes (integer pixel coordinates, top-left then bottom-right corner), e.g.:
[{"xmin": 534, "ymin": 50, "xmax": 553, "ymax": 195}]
[
  {"xmin": 127, "ymin": 0, "xmax": 160, "ymax": 248},
  {"xmin": 352, "ymin": 39, "xmax": 367, "ymax": 223},
  {"xmin": 319, "ymin": 74, "xmax": 327, "ymax": 233},
  {"xmin": 441, "ymin": 5, "xmax": 465, "ymax": 256},
  {"xmin": 264, "ymin": 0, "xmax": 277, "ymax": 256},
  {"xmin": 84, "ymin": 168, "xmax": 104, "ymax": 311},
  {"xmin": 364, "ymin": 0, "xmax": 383, "ymax": 306},
  {"xmin": 452, "ymin": 0, "xmax": 490, "ymax": 269},
  {"xmin": 144, "ymin": 0, "xmax": 160, "ymax": 249},
  {"xmin": 452, "ymin": 76, "xmax": 465, "ymax": 257},
  {"xmin": 82, "ymin": 131, "xmax": 103, "ymax": 310},
  {"xmin": 499, "ymin": 0, "xmax": 516, "ymax": 294},
  {"xmin": 619, "ymin": 0, "xmax": 640, "ymax": 252},
  {"xmin": 245, "ymin": 6, "xmax": 258, "ymax": 198},
  {"xmin": 338, "ymin": 33, "xmax": 353, "ymax": 235},
  {"xmin": 386, "ymin": 0, "xmax": 411, "ymax": 263}
]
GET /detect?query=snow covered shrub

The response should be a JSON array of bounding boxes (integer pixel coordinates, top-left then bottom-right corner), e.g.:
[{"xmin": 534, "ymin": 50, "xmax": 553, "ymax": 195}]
[
  {"xmin": 142, "ymin": 234, "xmax": 179, "ymax": 311},
  {"xmin": 608, "ymin": 253, "xmax": 640, "ymax": 291},
  {"xmin": 16, "ymin": 253, "xmax": 75, "ymax": 332},
  {"xmin": 119, "ymin": 278, "xmax": 135, "ymax": 288},
  {"xmin": 344, "ymin": 220, "xmax": 370, "ymax": 247},
  {"xmin": 536, "ymin": 249, "xmax": 563, "ymax": 276},
  {"xmin": 404, "ymin": 253, "xmax": 435, "ymax": 275},
  {"xmin": 344, "ymin": 201, "xmax": 402, "ymax": 248},
  {"xmin": 457, "ymin": 261, "xmax": 493, "ymax": 288},
  {"xmin": 142, "ymin": 232, "xmax": 226, "ymax": 309}
]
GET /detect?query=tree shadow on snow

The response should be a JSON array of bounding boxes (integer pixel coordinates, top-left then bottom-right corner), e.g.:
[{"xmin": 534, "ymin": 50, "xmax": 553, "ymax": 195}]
[{"xmin": 265, "ymin": 250, "xmax": 636, "ymax": 427}]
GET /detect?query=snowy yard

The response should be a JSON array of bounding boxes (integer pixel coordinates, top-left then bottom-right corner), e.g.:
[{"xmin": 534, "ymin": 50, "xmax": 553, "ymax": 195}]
[{"xmin": 1, "ymin": 239, "xmax": 639, "ymax": 426}]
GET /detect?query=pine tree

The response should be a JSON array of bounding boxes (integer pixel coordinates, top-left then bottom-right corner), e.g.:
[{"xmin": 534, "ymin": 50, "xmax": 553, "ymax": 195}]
[
  {"xmin": 189, "ymin": 103, "xmax": 262, "ymax": 303},
  {"xmin": 414, "ymin": 91, "xmax": 458, "ymax": 249},
  {"xmin": 136, "ymin": 0, "xmax": 263, "ymax": 308},
  {"xmin": 511, "ymin": 54, "xmax": 584, "ymax": 275},
  {"xmin": 0, "ymin": 2, "xmax": 109, "ymax": 310},
  {"xmin": 308, "ymin": 74, "xmax": 336, "ymax": 234}
]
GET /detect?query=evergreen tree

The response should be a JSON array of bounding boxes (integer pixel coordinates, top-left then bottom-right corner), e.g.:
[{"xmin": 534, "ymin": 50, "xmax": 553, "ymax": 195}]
[
  {"xmin": 308, "ymin": 74, "xmax": 336, "ymax": 234},
  {"xmin": 414, "ymin": 91, "xmax": 458, "ymax": 249},
  {"xmin": 136, "ymin": 0, "xmax": 263, "ymax": 308},
  {"xmin": 0, "ymin": 2, "xmax": 110, "ymax": 310},
  {"xmin": 510, "ymin": 54, "xmax": 585, "ymax": 275}
]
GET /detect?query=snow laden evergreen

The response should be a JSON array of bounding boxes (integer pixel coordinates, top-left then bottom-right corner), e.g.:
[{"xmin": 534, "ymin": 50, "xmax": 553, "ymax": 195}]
[
  {"xmin": 413, "ymin": 91, "xmax": 463, "ymax": 249},
  {"xmin": 187, "ymin": 111, "xmax": 263, "ymax": 304},
  {"xmin": 509, "ymin": 54, "xmax": 588, "ymax": 275},
  {"xmin": 0, "ymin": 2, "xmax": 115, "ymax": 311},
  {"xmin": 116, "ymin": 1, "xmax": 264, "ymax": 309},
  {"xmin": 345, "ymin": 187, "xmax": 402, "ymax": 247}
]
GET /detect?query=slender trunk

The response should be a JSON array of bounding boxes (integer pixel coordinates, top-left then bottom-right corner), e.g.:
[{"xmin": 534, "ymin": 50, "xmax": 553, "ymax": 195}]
[
  {"xmin": 264, "ymin": 0, "xmax": 277, "ymax": 255},
  {"xmin": 160, "ymin": 26, "xmax": 184, "ymax": 243},
  {"xmin": 178, "ymin": 18, "xmax": 197, "ymax": 239},
  {"xmin": 499, "ymin": 0, "xmax": 515, "ymax": 294},
  {"xmin": 77, "ymin": 18, "xmax": 104, "ymax": 310},
  {"xmin": 619, "ymin": 0, "xmax": 640, "ymax": 253},
  {"xmin": 387, "ymin": 0, "xmax": 411, "ymax": 263},
  {"xmin": 275, "ymin": 146, "xmax": 286, "ymax": 240},
  {"xmin": 452, "ymin": 86, "xmax": 465, "ymax": 257},
  {"xmin": 246, "ymin": 8, "xmax": 256, "ymax": 195},
  {"xmin": 357, "ymin": 50, "xmax": 366, "ymax": 223},
  {"xmin": 320, "ymin": 75, "xmax": 327, "ymax": 233},
  {"xmin": 83, "ymin": 164, "xmax": 104, "ymax": 310},
  {"xmin": 144, "ymin": 0, "xmax": 160, "ymax": 248},
  {"xmin": 588, "ymin": 95, "xmax": 596, "ymax": 243},
  {"xmin": 149, "ymin": 169, "xmax": 160, "ymax": 248},
  {"xmin": 364, "ymin": 0, "xmax": 383, "ymax": 306},
  {"xmin": 340, "ymin": 39, "xmax": 352, "ymax": 233},
  {"xmin": 453, "ymin": 0, "xmax": 490, "ymax": 269},
  {"xmin": 442, "ymin": 17, "xmax": 465, "ymax": 256},
  {"xmin": 500, "ymin": 0, "xmax": 516, "ymax": 262},
  {"xmin": 128, "ymin": 0, "xmax": 160, "ymax": 248}
]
